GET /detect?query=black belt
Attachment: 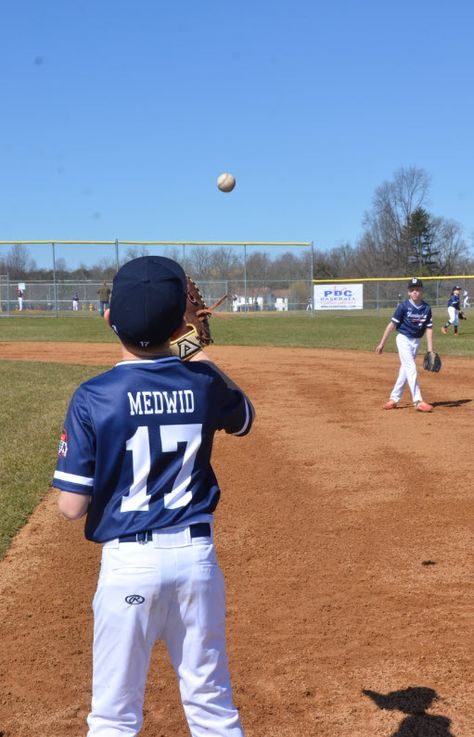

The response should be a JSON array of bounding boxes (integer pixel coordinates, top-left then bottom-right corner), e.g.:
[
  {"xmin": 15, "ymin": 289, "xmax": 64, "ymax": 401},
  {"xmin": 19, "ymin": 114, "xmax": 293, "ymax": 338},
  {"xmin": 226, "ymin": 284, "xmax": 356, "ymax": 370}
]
[{"xmin": 118, "ymin": 522, "xmax": 211, "ymax": 543}]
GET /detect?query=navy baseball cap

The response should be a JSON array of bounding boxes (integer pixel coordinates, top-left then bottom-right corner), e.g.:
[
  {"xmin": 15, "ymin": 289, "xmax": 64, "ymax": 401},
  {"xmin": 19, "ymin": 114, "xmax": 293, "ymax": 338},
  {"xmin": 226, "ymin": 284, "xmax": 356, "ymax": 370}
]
[
  {"xmin": 109, "ymin": 256, "xmax": 187, "ymax": 347},
  {"xmin": 407, "ymin": 278, "xmax": 423, "ymax": 289},
  {"xmin": 453, "ymin": 285, "xmax": 461, "ymax": 290}
]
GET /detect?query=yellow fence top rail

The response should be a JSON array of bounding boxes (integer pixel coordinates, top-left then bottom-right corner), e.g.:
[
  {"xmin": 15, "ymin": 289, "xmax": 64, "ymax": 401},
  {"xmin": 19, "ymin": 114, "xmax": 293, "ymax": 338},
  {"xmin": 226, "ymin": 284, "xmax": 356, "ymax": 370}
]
[
  {"xmin": 0, "ymin": 240, "xmax": 312, "ymax": 247},
  {"xmin": 313, "ymin": 275, "xmax": 474, "ymax": 283}
]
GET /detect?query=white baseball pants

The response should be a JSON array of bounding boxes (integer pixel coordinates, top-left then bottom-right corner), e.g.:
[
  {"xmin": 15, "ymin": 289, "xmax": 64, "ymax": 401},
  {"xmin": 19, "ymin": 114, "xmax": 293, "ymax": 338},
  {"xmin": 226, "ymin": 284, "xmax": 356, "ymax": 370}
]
[
  {"xmin": 448, "ymin": 306, "xmax": 459, "ymax": 326},
  {"xmin": 390, "ymin": 333, "xmax": 422, "ymax": 404},
  {"xmin": 87, "ymin": 525, "xmax": 244, "ymax": 737}
]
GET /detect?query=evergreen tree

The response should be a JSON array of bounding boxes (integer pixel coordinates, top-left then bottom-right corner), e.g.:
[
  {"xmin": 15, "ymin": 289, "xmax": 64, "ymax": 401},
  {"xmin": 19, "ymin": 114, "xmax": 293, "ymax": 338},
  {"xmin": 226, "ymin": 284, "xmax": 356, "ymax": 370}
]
[{"xmin": 404, "ymin": 207, "xmax": 439, "ymax": 274}]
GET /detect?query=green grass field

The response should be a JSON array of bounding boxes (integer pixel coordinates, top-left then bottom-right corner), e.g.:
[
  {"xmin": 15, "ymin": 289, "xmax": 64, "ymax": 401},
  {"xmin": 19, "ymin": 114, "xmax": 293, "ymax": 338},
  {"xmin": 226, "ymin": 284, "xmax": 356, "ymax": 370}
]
[
  {"xmin": 0, "ymin": 361, "xmax": 103, "ymax": 558},
  {"xmin": 0, "ymin": 309, "xmax": 472, "ymax": 559},
  {"xmin": 1, "ymin": 309, "xmax": 473, "ymax": 354}
]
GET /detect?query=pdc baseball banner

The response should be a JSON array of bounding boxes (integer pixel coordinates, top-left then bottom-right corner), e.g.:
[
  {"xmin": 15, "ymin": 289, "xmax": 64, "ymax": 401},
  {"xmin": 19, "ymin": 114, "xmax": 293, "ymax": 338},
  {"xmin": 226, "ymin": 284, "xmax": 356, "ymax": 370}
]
[{"xmin": 313, "ymin": 284, "xmax": 363, "ymax": 310}]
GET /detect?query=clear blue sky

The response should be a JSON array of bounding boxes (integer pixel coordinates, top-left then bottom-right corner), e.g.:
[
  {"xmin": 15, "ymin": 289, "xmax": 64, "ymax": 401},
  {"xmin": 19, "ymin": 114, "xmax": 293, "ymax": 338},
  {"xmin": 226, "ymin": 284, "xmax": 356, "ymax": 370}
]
[{"xmin": 1, "ymin": 0, "xmax": 473, "ymax": 268}]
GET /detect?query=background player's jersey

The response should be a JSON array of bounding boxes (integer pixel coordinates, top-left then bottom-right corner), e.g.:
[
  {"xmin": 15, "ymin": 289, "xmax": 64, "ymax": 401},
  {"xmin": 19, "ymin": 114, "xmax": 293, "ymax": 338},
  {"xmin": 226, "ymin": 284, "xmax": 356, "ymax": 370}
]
[
  {"xmin": 53, "ymin": 356, "xmax": 252, "ymax": 542},
  {"xmin": 448, "ymin": 293, "xmax": 460, "ymax": 309},
  {"xmin": 391, "ymin": 299, "xmax": 432, "ymax": 339}
]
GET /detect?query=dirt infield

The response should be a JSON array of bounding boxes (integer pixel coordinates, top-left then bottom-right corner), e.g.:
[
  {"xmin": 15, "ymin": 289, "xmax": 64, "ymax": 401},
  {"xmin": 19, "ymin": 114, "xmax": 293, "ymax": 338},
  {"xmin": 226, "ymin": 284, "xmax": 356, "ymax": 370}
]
[{"xmin": 0, "ymin": 342, "xmax": 473, "ymax": 737}]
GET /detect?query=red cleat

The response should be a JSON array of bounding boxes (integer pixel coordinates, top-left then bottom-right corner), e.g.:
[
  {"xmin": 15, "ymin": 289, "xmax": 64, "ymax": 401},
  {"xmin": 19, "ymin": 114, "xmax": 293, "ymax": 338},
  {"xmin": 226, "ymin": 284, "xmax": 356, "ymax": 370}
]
[
  {"xmin": 383, "ymin": 400, "xmax": 398, "ymax": 410},
  {"xmin": 441, "ymin": 326, "xmax": 447, "ymax": 334},
  {"xmin": 415, "ymin": 401, "xmax": 433, "ymax": 413}
]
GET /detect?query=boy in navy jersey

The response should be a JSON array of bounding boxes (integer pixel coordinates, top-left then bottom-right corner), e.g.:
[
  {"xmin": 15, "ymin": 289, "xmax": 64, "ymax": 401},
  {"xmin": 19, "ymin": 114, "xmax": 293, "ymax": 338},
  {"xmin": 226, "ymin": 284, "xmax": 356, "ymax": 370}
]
[
  {"xmin": 53, "ymin": 256, "xmax": 254, "ymax": 737},
  {"xmin": 375, "ymin": 278, "xmax": 434, "ymax": 412},
  {"xmin": 441, "ymin": 285, "xmax": 462, "ymax": 335}
]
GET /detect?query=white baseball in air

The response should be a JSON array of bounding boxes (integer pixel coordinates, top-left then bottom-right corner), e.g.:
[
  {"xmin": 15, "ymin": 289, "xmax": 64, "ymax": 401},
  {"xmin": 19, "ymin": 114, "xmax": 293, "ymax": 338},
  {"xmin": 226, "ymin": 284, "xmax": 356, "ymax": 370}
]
[{"xmin": 217, "ymin": 172, "xmax": 236, "ymax": 193}]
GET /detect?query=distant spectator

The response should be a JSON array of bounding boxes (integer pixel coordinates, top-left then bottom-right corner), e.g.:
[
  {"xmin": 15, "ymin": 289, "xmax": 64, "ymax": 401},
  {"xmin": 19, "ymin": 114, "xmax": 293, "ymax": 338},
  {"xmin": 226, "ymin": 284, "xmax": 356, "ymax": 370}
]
[
  {"xmin": 97, "ymin": 282, "xmax": 111, "ymax": 317},
  {"xmin": 72, "ymin": 293, "xmax": 80, "ymax": 311},
  {"xmin": 16, "ymin": 287, "xmax": 24, "ymax": 311},
  {"xmin": 463, "ymin": 290, "xmax": 470, "ymax": 308}
]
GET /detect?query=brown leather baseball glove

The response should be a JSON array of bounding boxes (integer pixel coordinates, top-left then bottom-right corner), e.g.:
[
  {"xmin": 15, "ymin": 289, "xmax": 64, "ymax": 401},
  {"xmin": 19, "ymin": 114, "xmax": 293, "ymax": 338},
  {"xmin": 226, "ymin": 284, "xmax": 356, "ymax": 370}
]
[{"xmin": 170, "ymin": 277, "xmax": 227, "ymax": 360}]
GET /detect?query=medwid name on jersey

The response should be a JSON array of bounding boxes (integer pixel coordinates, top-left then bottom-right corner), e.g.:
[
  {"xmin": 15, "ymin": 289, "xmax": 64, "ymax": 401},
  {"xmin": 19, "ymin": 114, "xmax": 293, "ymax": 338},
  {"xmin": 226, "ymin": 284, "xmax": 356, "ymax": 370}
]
[{"xmin": 128, "ymin": 390, "xmax": 195, "ymax": 416}]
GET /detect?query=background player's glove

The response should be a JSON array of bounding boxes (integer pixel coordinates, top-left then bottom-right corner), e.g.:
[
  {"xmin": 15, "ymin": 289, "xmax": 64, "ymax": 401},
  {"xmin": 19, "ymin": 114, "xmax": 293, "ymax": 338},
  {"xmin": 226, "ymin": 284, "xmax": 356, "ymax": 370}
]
[
  {"xmin": 459, "ymin": 311, "xmax": 467, "ymax": 320},
  {"xmin": 170, "ymin": 277, "xmax": 227, "ymax": 361},
  {"xmin": 423, "ymin": 351, "xmax": 442, "ymax": 373}
]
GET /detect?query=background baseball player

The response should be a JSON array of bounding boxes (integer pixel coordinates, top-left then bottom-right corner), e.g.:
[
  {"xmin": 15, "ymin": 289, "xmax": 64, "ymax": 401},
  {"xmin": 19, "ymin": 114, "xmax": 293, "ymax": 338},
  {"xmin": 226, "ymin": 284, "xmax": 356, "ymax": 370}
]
[
  {"xmin": 97, "ymin": 280, "xmax": 111, "ymax": 317},
  {"xmin": 375, "ymin": 277, "xmax": 434, "ymax": 412},
  {"xmin": 53, "ymin": 256, "xmax": 255, "ymax": 737},
  {"xmin": 441, "ymin": 285, "xmax": 463, "ymax": 335},
  {"xmin": 16, "ymin": 286, "xmax": 24, "ymax": 311}
]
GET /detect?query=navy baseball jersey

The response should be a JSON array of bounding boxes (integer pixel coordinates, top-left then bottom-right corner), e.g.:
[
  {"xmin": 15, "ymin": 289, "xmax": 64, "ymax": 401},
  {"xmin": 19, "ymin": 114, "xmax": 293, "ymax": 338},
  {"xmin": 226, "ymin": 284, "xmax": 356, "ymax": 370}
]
[
  {"xmin": 53, "ymin": 357, "xmax": 252, "ymax": 542},
  {"xmin": 391, "ymin": 299, "xmax": 433, "ymax": 339},
  {"xmin": 448, "ymin": 294, "xmax": 460, "ymax": 309}
]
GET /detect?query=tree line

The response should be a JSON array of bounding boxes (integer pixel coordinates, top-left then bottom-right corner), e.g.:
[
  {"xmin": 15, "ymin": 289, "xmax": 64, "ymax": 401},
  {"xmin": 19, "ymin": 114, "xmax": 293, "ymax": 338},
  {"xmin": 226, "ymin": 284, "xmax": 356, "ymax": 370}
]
[{"xmin": 1, "ymin": 167, "xmax": 472, "ymax": 283}]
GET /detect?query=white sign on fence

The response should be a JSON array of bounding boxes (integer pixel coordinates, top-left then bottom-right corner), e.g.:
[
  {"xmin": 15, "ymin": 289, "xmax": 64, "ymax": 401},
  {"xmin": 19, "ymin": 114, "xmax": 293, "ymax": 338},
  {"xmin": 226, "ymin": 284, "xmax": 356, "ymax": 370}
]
[{"xmin": 313, "ymin": 284, "xmax": 363, "ymax": 310}]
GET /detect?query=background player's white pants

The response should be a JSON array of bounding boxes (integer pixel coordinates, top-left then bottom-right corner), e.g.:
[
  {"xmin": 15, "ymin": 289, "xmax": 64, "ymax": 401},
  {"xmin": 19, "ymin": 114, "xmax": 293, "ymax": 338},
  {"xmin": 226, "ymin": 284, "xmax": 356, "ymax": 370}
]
[
  {"xmin": 390, "ymin": 333, "xmax": 422, "ymax": 404},
  {"xmin": 448, "ymin": 306, "xmax": 459, "ymax": 326},
  {"xmin": 87, "ymin": 526, "xmax": 244, "ymax": 737}
]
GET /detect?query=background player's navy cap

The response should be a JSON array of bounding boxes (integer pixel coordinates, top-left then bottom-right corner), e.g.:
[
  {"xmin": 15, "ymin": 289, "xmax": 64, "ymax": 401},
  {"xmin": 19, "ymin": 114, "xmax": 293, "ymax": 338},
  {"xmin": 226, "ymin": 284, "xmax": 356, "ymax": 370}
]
[
  {"xmin": 109, "ymin": 256, "xmax": 187, "ymax": 347},
  {"xmin": 407, "ymin": 277, "xmax": 423, "ymax": 289},
  {"xmin": 453, "ymin": 284, "xmax": 461, "ymax": 290}
]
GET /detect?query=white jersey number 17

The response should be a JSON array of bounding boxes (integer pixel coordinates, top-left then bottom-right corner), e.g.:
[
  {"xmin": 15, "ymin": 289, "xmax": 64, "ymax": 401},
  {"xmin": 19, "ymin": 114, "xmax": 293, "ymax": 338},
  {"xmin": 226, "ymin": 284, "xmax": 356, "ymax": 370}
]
[{"xmin": 121, "ymin": 423, "xmax": 203, "ymax": 512}]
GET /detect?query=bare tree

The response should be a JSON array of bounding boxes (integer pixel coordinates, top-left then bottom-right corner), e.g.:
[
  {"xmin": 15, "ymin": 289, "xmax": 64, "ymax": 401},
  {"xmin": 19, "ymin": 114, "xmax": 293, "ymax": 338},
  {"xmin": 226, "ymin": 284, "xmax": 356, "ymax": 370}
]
[
  {"xmin": 122, "ymin": 245, "xmax": 150, "ymax": 264},
  {"xmin": 246, "ymin": 252, "xmax": 271, "ymax": 280},
  {"xmin": 55, "ymin": 257, "xmax": 68, "ymax": 275},
  {"xmin": 188, "ymin": 247, "xmax": 214, "ymax": 279},
  {"xmin": 5, "ymin": 244, "xmax": 37, "ymax": 278},
  {"xmin": 431, "ymin": 218, "xmax": 468, "ymax": 274},
  {"xmin": 361, "ymin": 167, "xmax": 431, "ymax": 274},
  {"xmin": 208, "ymin": 248, "xmax": 242, "ymax": 279},
  {"xmin": 269, "ymin": 252, "xmax": 307, "ymax": 280},
  {"xmin": 163, "ymin": 246, "xmax": 184, "ymax": 267}
]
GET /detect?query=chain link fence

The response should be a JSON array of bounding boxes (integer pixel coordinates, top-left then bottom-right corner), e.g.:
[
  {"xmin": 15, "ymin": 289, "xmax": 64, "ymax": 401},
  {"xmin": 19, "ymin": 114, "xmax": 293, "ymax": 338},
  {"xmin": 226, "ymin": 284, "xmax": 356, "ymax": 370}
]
[
  {"xmin": 0, "ymin": 275, "xmax": 473, "ymax": 316},
  {"xmin": 0, "ymin": 277, "xmax": 315, "ymax": 315}
]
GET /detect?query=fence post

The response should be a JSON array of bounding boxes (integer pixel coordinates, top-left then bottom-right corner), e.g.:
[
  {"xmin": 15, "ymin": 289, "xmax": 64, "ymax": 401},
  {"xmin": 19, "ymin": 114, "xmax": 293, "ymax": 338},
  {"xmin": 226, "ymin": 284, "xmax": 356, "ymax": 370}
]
[
  {"xmin": 243, "ymin": 244, "xmax": 248, "ymax": 312},
  {"xmin": 376, "ymin": 280, "xmax": 380, "ymax": 312},
  {"xmin": 310, "ymin": 241, "xmax": 315, "ymax": 315},
  {"xmin": 115, "ymin": 239, "xmax": 120, "ymax": 271},
  {"xmin": 52, "ymin": 242, "xmax": 59, "ymax": 316},
  {"xmin": 0, "ymin": 274, "xmax": 10, "ymax": 316}
]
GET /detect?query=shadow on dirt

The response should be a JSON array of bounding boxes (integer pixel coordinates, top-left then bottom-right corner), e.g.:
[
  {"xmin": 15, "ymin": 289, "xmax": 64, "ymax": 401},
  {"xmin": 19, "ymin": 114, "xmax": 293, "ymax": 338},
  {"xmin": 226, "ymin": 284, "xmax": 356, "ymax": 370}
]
[
  {"xmin": 431, "ymin": 398, "xmax": 471, "ymax": 408},
  {"xmin": 362, "ymin": 687, "xmax": 455, "ymax": 736}
]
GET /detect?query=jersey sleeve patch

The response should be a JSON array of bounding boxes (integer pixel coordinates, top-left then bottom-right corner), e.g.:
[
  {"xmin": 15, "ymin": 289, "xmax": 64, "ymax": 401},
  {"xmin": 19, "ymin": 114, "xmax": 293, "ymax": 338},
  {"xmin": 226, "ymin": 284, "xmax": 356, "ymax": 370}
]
[{"xmin": 57, "ymin": 429, "xmax": 68, "ymax": 458}]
